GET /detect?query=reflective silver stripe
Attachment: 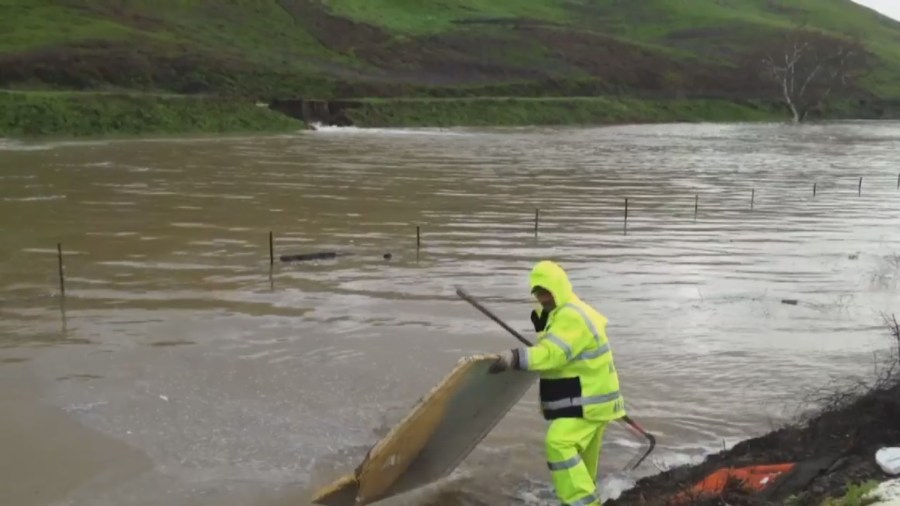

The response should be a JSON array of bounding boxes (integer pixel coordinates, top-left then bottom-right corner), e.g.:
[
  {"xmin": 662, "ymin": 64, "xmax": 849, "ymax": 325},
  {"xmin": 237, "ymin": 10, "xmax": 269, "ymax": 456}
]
[
  {"xmin": 545, "ymin": 333, "xmax": 573, "ymax": 360},
  {"xmin": 541, "ymin": 391, "xmax": 621, "ymax": 411},
  {"xmin": 547, "ymin": 454, "xmax": 581, "ymax": 471},
  {"xmin": 516, "ymin": 347, "xmax": 530, "ymax": 370},
  {"xmin": 561, "ymin": 302, "xmax": 611, "ymax": 362},
  {"xmin": 563, "ymin": 303, "xmax": 601, "ymax": 342},
  {"xmin": 574, "ymin": 342, "xmax": 610, "ymax": 360},
  {"xmin": 565, "ymin": 493, "xmax": 599, "ymax": 506}
]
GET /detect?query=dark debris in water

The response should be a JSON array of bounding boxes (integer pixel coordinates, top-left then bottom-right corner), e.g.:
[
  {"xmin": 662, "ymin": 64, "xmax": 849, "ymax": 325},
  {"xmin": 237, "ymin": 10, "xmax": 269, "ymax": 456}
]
[
  {"xmin": 56, "ymin": 373, "xmax": 104, "ymax": 381},
  {"xmin": 280, "ymin": 251, "xmax": 342, "ymax": 262},
  {"xmin": 62, "ymin": 338, "xmax": 93, "ymax": 345},
  {"xmin": 278, "ymin": 251, "xmax": 394, "ymax": 263},
  {"xmin": 0, "ymin": 357, "xmax": 29, "ymax": 364},
  {"xmin": 149, "ymin": 340, "xmax": 196, "ymax": 347}
]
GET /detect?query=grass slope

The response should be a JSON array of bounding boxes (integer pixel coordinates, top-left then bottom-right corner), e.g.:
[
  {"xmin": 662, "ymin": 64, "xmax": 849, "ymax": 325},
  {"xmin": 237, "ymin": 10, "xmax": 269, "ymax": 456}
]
[
  {"xmin": 2, "ymin": 0, "xmax": 900, "ymax": 100},
  {"xmin": 0, "ymin": 91, "xmax": 305, "ymax": 137},
  {"xmin": 348, "ymin": 97, "xmax": 782, "ymax": 127}
]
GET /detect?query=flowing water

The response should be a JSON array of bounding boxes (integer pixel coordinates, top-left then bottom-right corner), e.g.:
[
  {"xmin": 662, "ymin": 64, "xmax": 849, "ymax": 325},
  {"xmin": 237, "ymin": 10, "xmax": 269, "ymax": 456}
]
[{"xmin": 1, "ymin": 122, "xmax": 899, "ymax": 506}]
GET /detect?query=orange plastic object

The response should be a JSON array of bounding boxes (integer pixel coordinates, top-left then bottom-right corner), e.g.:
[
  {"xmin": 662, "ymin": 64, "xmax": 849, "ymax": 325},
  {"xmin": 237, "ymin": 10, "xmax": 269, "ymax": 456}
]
[{"xmin": 673, "ymin": 463, "xmax": 796, "ymax": 504}]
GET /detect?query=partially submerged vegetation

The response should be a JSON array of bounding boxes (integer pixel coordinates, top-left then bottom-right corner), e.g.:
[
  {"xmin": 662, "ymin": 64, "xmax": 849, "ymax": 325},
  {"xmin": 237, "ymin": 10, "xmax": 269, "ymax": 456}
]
[{"xmin": 609, "ymin": 314, "xmax": 900, "ymax": 505}]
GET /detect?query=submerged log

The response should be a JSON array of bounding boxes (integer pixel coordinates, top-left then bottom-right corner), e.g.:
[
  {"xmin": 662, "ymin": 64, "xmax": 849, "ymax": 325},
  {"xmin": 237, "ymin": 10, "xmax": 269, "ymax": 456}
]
[
  {"xmin": 280, "ymin": 251, "xmax": 343, "ymax": 262},
  {"xmin": 280, "ymin": 251, "xmax": 393, "ymax": 263}
]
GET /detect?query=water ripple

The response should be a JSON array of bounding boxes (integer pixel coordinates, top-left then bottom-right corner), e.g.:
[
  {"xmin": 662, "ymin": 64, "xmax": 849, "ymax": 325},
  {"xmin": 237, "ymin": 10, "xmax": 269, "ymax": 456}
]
[{"xmin": 1, "ymin": 122, "xmax": 899, "ymax": 503}]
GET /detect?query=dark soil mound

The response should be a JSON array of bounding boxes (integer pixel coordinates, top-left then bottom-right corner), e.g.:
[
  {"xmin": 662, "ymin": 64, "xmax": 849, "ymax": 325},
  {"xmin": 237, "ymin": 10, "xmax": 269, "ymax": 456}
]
[{"xmin": 610, "ymin": 319, "xmax": 900, "ymax": 506}]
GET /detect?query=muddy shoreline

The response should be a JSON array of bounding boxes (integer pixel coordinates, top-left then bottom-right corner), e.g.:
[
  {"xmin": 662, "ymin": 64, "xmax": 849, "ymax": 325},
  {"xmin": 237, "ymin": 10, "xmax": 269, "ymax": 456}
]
[
  {"xmin": 609, "ymin": 327, "xmax": 900, "ymax": 506},
  {"xmin": 0, "ymin": 363, "xmax": 152, "ymax": 506}
]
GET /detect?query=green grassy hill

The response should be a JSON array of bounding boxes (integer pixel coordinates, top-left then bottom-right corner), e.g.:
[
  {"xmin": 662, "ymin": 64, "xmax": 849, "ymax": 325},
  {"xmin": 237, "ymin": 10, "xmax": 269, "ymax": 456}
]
[
  {"xmin": 2, "ymin": 0, "xmax": 900, "ymax": 135},
  {"xmin": 3, "ymin": 0, "xmax": 900, "ymax": 101}
]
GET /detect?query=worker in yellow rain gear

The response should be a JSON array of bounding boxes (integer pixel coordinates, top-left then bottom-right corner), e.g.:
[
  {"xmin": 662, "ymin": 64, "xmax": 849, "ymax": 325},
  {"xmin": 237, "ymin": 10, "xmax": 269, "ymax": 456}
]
[{"xmin": 491, "ymin": 260, "xmax": 626, "ymax": 506}]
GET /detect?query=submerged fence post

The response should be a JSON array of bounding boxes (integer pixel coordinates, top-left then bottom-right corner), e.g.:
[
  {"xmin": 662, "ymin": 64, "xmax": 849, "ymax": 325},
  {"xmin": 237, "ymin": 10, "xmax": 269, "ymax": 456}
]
[
  {"xmin": 534, "ymin": 208, "xmax": 540, "ymax": 237},
  {"xmin": 694, "ymin": 194, "xmax": 698, "ymax": 221},
  {"xmin": 751, "ymin": 189, "xmax": 755, "ymax": 210},
  {"xmin": 57, "ymin": 243, "xmax": 65, "ymax": 296},
  {"xmin": 897, "ymin": 173, "xmax": 899, "ymax": 190},
  {"xmin": 813, "ymin": 183, "xmax": 817, "ymax": 197},
  {"xmin": 624, "ymin": 198, "xmax": 629, "ymax": 236},
  {"xmin": 858, "ymin": 177, "xmax": 863, "ymax": 196},
  {"xmin": 269, "ymin": 231, "xmax": 274, "ymax": 267},
  {"xmin": 416, "ymin": 225, "xmax": 422, "ymax": 263}
]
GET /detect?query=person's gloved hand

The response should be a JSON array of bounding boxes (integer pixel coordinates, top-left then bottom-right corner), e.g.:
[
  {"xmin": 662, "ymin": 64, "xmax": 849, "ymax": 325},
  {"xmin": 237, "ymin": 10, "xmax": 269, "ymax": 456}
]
[
  {"xmin": 530, "ymin": 309, "xmax": 548, "ymax": 332},
  {"xmin": 489, "ymin": 349, "xmax": 518, "ymax": 374}
]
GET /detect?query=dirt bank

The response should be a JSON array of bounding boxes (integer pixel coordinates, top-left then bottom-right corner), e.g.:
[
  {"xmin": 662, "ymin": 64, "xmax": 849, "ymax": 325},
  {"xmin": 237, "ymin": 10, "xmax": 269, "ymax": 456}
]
[{"xmin": 609, "ymin": 319, "xmax": 900, "ymax": 506}]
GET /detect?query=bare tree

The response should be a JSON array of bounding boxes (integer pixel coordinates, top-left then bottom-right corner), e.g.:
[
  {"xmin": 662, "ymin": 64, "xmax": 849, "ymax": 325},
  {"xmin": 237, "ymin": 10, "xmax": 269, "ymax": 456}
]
[{"xmin": 758, "ymin": 30, "xmax": 867, "ymax": 123}]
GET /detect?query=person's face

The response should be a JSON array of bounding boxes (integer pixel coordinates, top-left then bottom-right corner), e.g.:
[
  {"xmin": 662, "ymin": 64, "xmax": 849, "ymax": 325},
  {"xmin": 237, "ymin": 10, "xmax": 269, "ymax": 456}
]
[{"xmin": 534, "ymin": 289, "xmax": 555, "ymax": 311}]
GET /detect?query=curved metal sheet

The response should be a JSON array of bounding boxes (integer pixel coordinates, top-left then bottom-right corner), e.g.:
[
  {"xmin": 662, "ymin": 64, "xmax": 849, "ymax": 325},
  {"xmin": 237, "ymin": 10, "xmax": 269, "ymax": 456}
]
[{"xmin": 311, "ymin": 354, "xmax": 538, "ymax": 505}]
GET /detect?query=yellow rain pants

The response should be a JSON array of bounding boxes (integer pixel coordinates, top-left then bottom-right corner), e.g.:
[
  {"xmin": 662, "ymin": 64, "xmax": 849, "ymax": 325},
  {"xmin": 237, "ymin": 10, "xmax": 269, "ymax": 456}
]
[{"xmin": 545, "ymin": 417, "xmax": 608, "ymax": 506}]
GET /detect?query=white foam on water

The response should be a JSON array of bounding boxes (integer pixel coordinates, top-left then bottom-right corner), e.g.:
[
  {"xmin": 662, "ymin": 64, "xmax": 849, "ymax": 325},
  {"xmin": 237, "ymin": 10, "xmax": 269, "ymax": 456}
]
[
  {"xmin": 0, "ymin": 138, "xmax": 113, "ymax": 151},
  {"xmin": 600, "ymin": 473, "xmax": 638, "ymax": 502},
  {"xmin": 63, "ymin": 401, "xmax": 109, "ymax": 413},
  {"xmin": 21, "ymin": 247, "xmax": 86, "ymax": 255},
  {"xmin": 308, "ymin": 122, "xmax": 469, "ymax": 136},
  {"xmin": 3, "ymin": 195, "xmax": 66, "ymax": 202}
]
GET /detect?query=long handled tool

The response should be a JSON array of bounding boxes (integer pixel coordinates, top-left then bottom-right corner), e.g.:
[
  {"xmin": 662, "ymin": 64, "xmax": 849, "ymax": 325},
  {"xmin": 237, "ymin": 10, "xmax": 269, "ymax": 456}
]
[{"xmin": 455, "ymin": 286, "xmax": 657, "ymax": 470}]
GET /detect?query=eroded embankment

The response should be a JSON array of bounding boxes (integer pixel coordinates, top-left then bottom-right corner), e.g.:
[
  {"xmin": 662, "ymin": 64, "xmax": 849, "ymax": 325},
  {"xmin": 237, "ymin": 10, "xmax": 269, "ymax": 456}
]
[{"xmin": 609, "ymin": 319, "xmax": 900, "ymax": 506}]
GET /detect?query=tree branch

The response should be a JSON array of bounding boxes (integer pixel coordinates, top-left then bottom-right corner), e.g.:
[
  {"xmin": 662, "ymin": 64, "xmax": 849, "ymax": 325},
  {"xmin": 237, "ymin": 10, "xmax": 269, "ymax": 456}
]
[{"xmin": 756, "ymin": 30, "xmax": 866, "ymax": 123}]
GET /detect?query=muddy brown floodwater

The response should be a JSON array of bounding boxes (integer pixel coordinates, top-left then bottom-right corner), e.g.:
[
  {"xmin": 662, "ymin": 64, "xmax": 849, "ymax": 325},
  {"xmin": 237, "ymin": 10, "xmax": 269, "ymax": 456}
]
[{"xmin": 1, "ymin": 122, "xmax": 899, "ymax": 506}]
